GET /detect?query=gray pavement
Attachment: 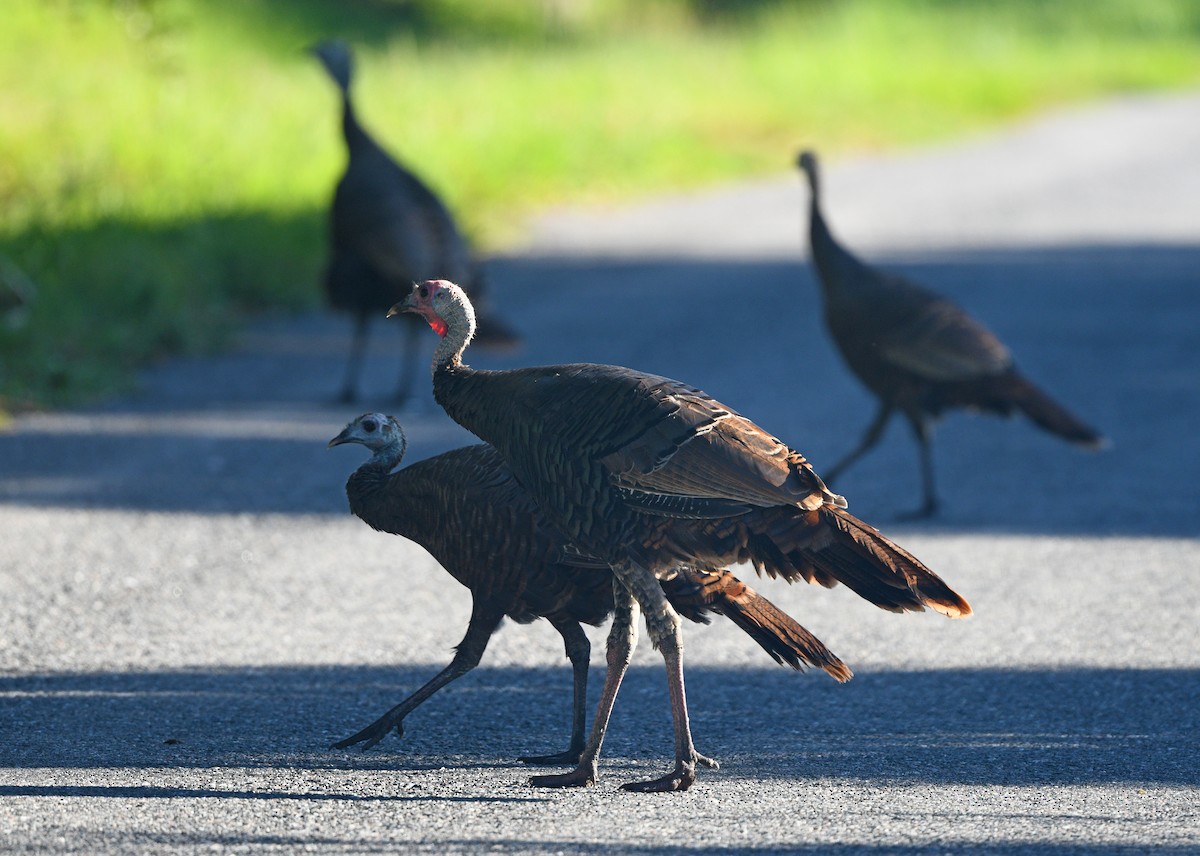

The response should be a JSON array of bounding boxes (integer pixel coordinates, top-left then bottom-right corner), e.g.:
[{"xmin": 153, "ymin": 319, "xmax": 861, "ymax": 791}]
[{"xmin": 2, "ymin": 93, "xmax": 1199, "ymax": 854}]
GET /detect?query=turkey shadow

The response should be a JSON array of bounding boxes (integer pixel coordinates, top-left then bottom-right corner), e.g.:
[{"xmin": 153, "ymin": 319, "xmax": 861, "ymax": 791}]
[
  {"xmin": 0, "ymin": 663, "xmax": 1195, "ymax": 788},
  {"xmin": 1, "ymin": 242, "xmax": 1197, "ymax": 536}
]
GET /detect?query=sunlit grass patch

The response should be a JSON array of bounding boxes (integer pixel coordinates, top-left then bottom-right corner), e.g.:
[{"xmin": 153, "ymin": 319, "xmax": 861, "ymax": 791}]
[{"xmin": 2, "ymin": 0, "xmax": 1198, "ymax": 407}]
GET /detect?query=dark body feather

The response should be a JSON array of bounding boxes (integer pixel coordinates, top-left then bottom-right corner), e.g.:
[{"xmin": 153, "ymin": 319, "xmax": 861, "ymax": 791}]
[
  {"xmin": 346, "ymin": 441, "xmax": 613, "ymax": 628},
  {"xmin": 798, "ymin": 150, "xmax": 1105, "ymax": 517},
  {"xmin": 434, "ymin": 361, "xmax": 968, "ymax": 619},
  {"xmin": 313, "ymin": 41, "xmax": 518, "ymax": 404},
  {"xmin": 329, "ymin": 416, "xmax": 847, "ymax": 760}
]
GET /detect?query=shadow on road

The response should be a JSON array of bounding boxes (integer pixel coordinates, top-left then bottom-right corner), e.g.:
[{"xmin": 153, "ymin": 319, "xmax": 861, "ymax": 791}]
[
  {"xmin": 0, "ymin": 784, "xmax": 535, "ymax": 804},
  {"xmin": 429, "ymin": 845, "xmax": 1200, "ymax": 856},
  {"xmin": 384, "ymin": 844, "xmax": 1200, "ymax": 855},
  {"xmin": 1, "ymin": 243, "xmax": 1197, "ymax": 536},
  {"xmin": 1, "ymin": 663, "xmax": 1195, "ymax": 788},
  {"xmin": 0, "ymin": 831, "xmax": 1190, "ymax": 855}
]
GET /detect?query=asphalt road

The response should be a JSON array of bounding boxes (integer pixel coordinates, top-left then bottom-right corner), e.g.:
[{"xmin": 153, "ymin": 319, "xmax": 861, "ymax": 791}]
[{"xmin": 2, "ymin": 92, "xmax": 1199, "ymax": 854}]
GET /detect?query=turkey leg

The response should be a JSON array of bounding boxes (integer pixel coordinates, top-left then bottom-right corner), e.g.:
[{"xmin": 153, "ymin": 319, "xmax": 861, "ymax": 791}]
[
  {"xmin": 530, "ymin": 577, "xmax": 637, "ymax": 788},
  {"xmin": 824, "ymin": 402, "xmax": 894, "ymax": 485},
  {"xmin": 531, "ymin": 563, "xmax": 716, "ymax": 792},
  {"xmin": 332, "ymin": 600, "xmax": 505, "ymax": 751},
  {"xmin": 336, "ymin": 312, "xmax": 370, "ymax": 404},
  {"xmin": 518, "ymin": 616, "xmax": 591, "ymax": 765},
  {"xmin": 897, "ymin": 409, "xmax": 939, "ymax": 520},
  {"xmin": 617, "ymin": 561, "xmax": 716, "ymax": 793}
]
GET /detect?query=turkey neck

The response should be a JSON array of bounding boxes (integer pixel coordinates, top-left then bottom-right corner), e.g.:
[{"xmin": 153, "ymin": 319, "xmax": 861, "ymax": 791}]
[
  {"xmin": 805, "ymin": 171, "xmax": 873, "ymax": 315},
  {"xmin": 338, "ymin": 91, "xmax": 376, "ymax": 155},
  {"xmin": 806, "ymin": 174, "xmax": 845, "ymax": 292},
  {"xmin": 432, "ymin": 363, "xmax": 535, "ymax": 467},
  {"xmin": 345, "ymin": 448, "xmax": 408, "ymax": 537}
]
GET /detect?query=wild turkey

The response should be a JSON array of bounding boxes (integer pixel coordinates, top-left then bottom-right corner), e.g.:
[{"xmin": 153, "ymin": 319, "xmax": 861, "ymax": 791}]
[
  {"xmin": 328, "ymin": 412, "xmax": 851, "ymax": 763},
  {"xmin": 311, "ymin": 40, "xmax": 519, "ymax": 404},
  {"xmin": 796, "ymin": 150, "xmax": 1106, "ymax": 518},
  {"xmin": 392, "ymin": 280, "xmax": 970, "ymax": 792}
]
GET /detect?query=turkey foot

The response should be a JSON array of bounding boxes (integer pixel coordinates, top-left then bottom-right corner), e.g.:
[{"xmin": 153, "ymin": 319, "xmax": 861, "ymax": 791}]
[
  {"xmin": 695, "ymin": 752, "xmax": 720, "ymax": 769},
  {"xmin": 619, "ymin": 760, "xmax": 696, "ymax": 793},
  {"xmin": 529, "ymin": 762, "xmax": 597, "ymax": 789},
  {"xmin": 517, "ymin": 748, "xmax": 582, "ymax": 766},
  {"xmin": 331, "ymin": 715, "xmax": 403, "ymax": 751}
]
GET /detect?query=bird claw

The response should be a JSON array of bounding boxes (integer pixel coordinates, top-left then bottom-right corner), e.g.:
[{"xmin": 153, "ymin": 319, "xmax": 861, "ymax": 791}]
[
  {"xmin": 619, "ymin": 760, "xmax": 697, "ymax": 793},
  {"xmin": 695, "ymin": 752, "xmax": 720, "ymax": 770},
  {"xmin": 330, "ymin": 716, "xmax": 404, "ymax": 751},
  {"xmin": 517, "ymin": 748, "xmax": 584, "ymax": 766},
  {"xmin": 529, "ymin": 762, "xmax": 597, "ymax": 789}
]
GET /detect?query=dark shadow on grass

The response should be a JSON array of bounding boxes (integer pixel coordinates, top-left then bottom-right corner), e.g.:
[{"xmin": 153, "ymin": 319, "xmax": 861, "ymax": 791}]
[
  {"xmin": 1, "ymin": 664, "xmax": 1195, "ymax": 788},
  {"xmin": 0, "ymin": 210, "xmax": 326, "ymax": 408},
  {"xmin": 1, "ymin": 243, "xmax": 1197, "ymax": 537}
]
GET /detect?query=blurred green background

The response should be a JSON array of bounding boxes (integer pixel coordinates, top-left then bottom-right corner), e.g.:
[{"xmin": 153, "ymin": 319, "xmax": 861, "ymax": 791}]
[{"xmin": 2, "ymin": 0, "xmax": 1198, "ymax": 409}]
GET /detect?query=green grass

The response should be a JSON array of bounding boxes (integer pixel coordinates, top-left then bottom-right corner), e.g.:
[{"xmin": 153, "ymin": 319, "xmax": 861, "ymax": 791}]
[{"xmin": 2, "ymin": 0, "xmax": 1199, "ymax": 407}]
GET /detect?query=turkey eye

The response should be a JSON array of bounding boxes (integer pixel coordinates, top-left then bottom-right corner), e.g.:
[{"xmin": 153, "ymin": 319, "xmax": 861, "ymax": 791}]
[
  {"xmin": 362, "ymin": 420, "xmax": 377, "ymax": 432},
  {"xmin": 418, "ymin": 284, "xmax": 428, "ymax": 298}
]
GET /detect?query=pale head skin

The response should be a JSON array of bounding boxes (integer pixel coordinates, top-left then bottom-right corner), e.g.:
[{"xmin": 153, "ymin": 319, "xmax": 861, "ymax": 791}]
[
  {"xmin": 328, "ymin": 412, "xmax": 408, "ymax": 462},
  {"xmin": 389, "ymin": 280, "xmax": 477, "ymax": 369}
]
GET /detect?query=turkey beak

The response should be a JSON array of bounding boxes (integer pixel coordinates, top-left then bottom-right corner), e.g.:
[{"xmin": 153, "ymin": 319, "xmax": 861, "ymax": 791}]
[
  {"xmin": 327, "ymin": 427, "xmax": 353, "ymax": 448},
  {"xmin": 386, "ymin": 293, "xmax": 417, "ymax": 318}
]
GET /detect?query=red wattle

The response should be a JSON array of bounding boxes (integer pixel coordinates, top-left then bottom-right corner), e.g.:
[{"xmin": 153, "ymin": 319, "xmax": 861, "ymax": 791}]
[{"xmin": 430, "ymin": 317, "xmax": 448, "ymax": 337}]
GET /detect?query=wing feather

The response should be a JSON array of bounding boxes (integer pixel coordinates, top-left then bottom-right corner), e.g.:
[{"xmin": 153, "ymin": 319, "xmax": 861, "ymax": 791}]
[
  {"xmin": 876, "ymin": 285, "xmax": 1011, "ymax": 381},
  {"xmin": 598, "ymin": 375, "xmax": 842, "ymax": 512}
]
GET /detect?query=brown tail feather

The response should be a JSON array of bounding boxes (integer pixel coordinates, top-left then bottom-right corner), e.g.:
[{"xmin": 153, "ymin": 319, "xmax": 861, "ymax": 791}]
[
  {"xmin": 814, "ymin": 543, "xmax": 929, "ymax": 615},
  {"xmin": 1001, "ymin": 372, "xmax": 1106, "ymax": 449},
  {"xmin": 663, "ymin": 568, "xmax": 851, "ymax": 682},
  {"xmin": 821, "ymin": 508, "xmax": 971, "ymax": 618},
  {"xmin": 735, "ymin": 505, "xmax": 971, "ymax": 618}
]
